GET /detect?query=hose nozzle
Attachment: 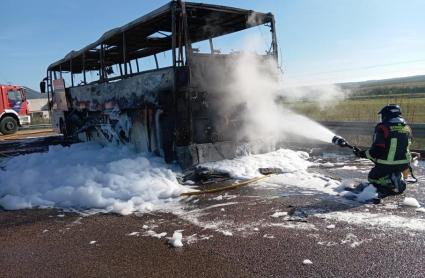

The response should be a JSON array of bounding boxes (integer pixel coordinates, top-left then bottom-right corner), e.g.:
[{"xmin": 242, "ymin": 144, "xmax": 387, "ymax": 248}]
[{"xmin": 332, "ymin": 135, "xmax": 349, "ymax": 148}]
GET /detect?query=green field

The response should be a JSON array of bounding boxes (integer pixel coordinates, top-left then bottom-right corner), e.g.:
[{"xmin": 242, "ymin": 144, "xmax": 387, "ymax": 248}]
[{"xmin": 285, "ymin": 96, "xmax": 425, "ymax": 123}]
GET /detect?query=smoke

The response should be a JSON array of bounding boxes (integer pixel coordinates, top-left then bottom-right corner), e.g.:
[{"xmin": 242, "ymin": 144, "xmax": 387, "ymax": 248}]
[
  {"xmin": 218, "ymin": 37, "xmax": 337, "ymax": 144},
  {"xmin": 281, "ymin": 83, "xmax": 347, "ymax": 110},
  {"xmin": 247, "ymin": 12, "xmax": 263, "ymax": 27}
]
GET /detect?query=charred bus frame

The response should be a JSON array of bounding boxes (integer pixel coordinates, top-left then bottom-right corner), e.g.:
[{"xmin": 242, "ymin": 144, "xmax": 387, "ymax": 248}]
[{"xmin": 41, "ymin": 1, "xmax": 278, "ymax": 168}]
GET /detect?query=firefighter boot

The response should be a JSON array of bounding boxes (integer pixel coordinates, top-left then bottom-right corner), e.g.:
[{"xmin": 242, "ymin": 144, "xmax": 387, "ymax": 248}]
[{"xmin": 390, "ymin": 172, "xmax": 406, "ymax": 194}]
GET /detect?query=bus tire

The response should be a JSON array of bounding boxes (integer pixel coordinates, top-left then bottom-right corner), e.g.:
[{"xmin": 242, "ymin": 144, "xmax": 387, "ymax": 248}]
[{"xmin": 0, "ymin": 116, "xmax": 18, "ymax": 135}]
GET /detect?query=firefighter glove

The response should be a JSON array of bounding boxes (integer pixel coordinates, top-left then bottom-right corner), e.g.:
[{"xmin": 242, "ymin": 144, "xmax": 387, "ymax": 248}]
[{"xmin": 353, "ymin": 147, "xmax": 366, "ymax": 158}]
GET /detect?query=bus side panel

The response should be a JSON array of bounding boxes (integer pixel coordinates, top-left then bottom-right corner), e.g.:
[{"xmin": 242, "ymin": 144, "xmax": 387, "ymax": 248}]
[
  {"xmin": 64, "ymin": 68, "xmax": 175, "ymax": 158},
  {"xmin": 189, "ymin": 54, "xmax": 246, "ymax": 144},
  {"xmin": 68, "ymin": 68, "xmax": 174, "ymax": 111}
]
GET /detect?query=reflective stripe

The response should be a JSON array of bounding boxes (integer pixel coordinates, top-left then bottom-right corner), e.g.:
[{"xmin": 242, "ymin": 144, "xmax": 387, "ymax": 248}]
[
  {"xmin": 366, "ymin": 133, "xmax": 411, "ymax": 165},
  {"xmin": 406, "ymin": 151, "xmax": 412, "ymax": 163},
  {"xmin": 368, "ymin": 177, "xmax": 392, "ymax": 186},
  {"xmin": 387, "ymin": 138, "xmax": 397, "ymax": 162},
  {"xmin": 366, "ymin": 147, "xmax": 410, "ymax": 165},
  {"xmin": 375, "ymin": 158, "xmax": 410, "ymax": 165},
  {"xmin": 389, "ymin": 125, "xmax": 410, "ymax": 133}
]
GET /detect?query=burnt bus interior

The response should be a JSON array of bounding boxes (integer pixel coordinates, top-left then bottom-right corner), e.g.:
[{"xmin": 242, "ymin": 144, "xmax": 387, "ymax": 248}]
[{"xmin": 42, "ymin": 0, "xmax": 278, "ymax": 168}]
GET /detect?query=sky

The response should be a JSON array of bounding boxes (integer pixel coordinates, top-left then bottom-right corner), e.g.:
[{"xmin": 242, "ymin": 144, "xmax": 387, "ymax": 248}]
[{"xmin": 0, "ymin": 0, "xmax": 424, "ymax": 89}]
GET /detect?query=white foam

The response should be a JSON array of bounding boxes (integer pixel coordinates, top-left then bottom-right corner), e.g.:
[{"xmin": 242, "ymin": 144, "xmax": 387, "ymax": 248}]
[
  {"xmin": 355, "ymin": 185, "xmax": 378, "ymax": 202},
  {"xmin": 271, "ymin": 211, "xmax": 288, "ymax": 218},
  {"xmin": 341, "ymin": 166, "xmax": 357, "ymax": 170},
  {"xmin": 0, "ymin": 144, "xmax": 348, "ymax": 217},
  {"xmin": 0, "ymin": 143, "xmax": 190, "ymax": 214},
  {"xmin": 127, "ymin": 232, "xmax": 140, "ymax": 236},
  {"xmin": 212, "ymin": 195, "xmax": 223, "ymax": 201},
  {"xmin": 169, "ymin": 231, "xmax": 183, "ymax": 248},
  {"xmin": 303, "ymin": 259, "xmax": 313, "ymax": 265},
  {"xmin": 201, "ymin": 149, "xmax": 312, "ymax": 179},
  {"xmin": 269, "ymin": 222, "xmax": 317, "ymax": 230},
  {"xmin": 402, "ymin": 197, "xmax": 421, "ymax": 208},
  {"xmin": 321, "ymin": 162, "xmax": 334, "ymax": 168},
  {"xmin": 201, "ymin": 149, "xmax": 342, "ymax": 196},
  {"xmin": 145, "ymin": 230, "xmax": 167, "ymax": 239},
  {"xmin": 319, "ymin": 211, "xmax": 425, "ymax": 232},
  {"xmin": 340, "ymin": 233, "xmax": 367, "ymax": 248},
  {"xmin": 220, "ymin": 230, "xmax": 233, "ymax": 236}
]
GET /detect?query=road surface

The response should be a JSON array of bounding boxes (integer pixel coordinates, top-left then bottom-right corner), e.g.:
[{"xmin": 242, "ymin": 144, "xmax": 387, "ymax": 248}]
[{"xmin": 1, "ymin": 152, "xmax": 424, "ymax": 277}]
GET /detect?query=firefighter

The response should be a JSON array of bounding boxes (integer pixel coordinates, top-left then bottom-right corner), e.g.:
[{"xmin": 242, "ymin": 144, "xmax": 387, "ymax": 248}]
[{"xmin": 353, "ymin": 104, "xmax": 412, "ymax": 197}]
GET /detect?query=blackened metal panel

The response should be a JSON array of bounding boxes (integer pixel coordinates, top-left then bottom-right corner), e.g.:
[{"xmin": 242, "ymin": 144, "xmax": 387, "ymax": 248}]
[
  {"xmin": 68, "ymin": 68, "xmax": 174, "ymax": 111},
  {"xmin": 188, "ymin": 53, "xmax": 247, "ymax": 144}
]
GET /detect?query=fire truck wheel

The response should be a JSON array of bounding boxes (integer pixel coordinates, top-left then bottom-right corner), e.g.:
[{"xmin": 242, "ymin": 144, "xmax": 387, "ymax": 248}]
[{"xmin": 0, "ymin": 116, "xmax": 18, "ymax": 135}]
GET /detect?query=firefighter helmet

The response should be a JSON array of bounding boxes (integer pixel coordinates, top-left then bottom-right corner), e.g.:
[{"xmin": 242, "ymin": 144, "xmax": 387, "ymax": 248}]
[{"xmin": 378, "ymin": 104, "xmax": 401, "ymax": 121}]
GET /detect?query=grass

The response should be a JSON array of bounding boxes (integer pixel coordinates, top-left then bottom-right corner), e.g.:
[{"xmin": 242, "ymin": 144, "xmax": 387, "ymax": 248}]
[{"xmin": 285, "ymin": 96, "xmax": 425, "ymax": 123}]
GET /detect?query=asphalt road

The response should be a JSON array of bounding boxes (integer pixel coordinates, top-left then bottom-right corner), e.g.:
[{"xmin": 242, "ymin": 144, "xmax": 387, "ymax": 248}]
[{"xmin": 1, "ymin": 154, "xmax": 425, "ymax": 278}]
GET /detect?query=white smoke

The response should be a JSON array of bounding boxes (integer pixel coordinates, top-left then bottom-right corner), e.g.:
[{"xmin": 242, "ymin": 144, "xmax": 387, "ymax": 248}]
[
  {"xmin": 247, "ymin": 12, "xmax": 263, "ymax": 27},
  {"xmin": 281, "ymin": 83, "xmax": 347, "ymax": 110},
  {"xmin": 221, "ymin": 36, "xmax": 337, "ymax": 144}
]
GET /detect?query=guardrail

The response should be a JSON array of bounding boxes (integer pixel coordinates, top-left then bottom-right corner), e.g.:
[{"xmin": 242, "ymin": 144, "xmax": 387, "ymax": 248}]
[{"xmin": 320, "ymin": 121, "xmax": 425, "ymax": 138}]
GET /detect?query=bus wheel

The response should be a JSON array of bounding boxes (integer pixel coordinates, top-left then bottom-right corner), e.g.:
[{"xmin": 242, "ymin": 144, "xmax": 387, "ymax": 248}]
[{"xmin": 0, "ymin": 116, "xmax": 18, "ymax": 135}]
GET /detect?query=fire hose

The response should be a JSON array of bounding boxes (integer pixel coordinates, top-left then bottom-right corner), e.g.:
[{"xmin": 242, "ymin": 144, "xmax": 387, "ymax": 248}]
[
  {"xmin": 180, "ymin": 174, "xmax": 272, "ymax": 196},
  {"xmin": 180, "ymin": 168, "xmax": 290, "ymax": 197}
]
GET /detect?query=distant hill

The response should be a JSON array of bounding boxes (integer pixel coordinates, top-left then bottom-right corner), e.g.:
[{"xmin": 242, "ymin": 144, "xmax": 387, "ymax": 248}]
[
  {"xmin": 336, "ymin": 75, "xmax": 425, "ymax": 98},
  {"xmin": 23, "ymin": 87, "xmax": 47, "ymax": 99},
  {"xmin": 339, "ymin": 75, "xmax": 425, "ymax": 89}
]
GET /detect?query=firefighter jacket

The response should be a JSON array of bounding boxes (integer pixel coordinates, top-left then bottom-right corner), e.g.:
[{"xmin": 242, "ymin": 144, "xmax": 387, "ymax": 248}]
[{"xmin": 366, "ymin": 117, "xmax": 412, "ymax": 166}]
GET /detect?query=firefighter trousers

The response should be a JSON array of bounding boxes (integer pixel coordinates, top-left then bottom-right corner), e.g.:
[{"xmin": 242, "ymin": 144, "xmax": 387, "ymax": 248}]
[{"xmin": 368, "ymin": 164, "xmax": 409, "ymax": 195}]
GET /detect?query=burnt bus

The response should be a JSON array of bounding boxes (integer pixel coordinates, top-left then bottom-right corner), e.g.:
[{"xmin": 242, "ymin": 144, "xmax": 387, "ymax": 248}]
[{"xmin": 40, "ymin": 1, "xmax": 279, "ymax": 168}]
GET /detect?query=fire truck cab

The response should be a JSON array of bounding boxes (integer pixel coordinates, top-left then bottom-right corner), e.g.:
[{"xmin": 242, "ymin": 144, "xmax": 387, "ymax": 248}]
[{"xmin": 0, "ymin": 84, "xmax": 31, "ymax": 135}]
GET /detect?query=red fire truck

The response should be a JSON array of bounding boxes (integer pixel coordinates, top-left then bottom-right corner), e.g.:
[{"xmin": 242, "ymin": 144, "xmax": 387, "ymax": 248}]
[{"xmin": 0, "ymin": 84, "xmax": 31, "ymax": 135}]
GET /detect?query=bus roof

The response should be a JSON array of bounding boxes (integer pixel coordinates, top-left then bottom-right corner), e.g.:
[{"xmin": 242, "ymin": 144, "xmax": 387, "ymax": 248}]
[{"xmin": 48, "ymin": 1, "xmax": 274, "ymax": 73}]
